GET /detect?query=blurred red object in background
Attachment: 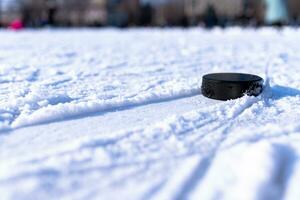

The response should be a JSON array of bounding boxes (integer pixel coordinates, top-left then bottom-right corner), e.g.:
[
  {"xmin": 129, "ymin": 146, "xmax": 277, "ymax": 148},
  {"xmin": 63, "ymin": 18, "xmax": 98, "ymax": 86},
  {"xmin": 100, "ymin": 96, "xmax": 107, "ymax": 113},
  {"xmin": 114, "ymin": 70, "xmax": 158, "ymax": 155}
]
[{"xmin": 9, "ymin": 20, "xmax": 24, "ymax": 30}]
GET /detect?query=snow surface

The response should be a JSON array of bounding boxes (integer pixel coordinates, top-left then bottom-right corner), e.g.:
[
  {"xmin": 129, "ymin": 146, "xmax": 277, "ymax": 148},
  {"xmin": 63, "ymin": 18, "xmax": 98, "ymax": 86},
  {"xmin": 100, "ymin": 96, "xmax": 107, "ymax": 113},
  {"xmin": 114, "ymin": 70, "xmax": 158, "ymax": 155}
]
[{"xmin": 1, "ymin": 28, "xmax": 300, "ymax": 200}]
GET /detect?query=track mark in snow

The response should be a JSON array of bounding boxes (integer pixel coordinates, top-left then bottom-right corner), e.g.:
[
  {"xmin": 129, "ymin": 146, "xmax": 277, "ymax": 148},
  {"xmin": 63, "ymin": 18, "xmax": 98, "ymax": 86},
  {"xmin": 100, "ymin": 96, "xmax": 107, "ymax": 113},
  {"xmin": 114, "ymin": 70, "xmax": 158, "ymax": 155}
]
[
  {"xmin": 189, "ymin": 142, "xmax": 297, "ymax": 200},
  {"xmin": 174, "ymin": 156, "xmax": 211, "ymax": 200},
  {"xmin": 148, "ymin": 156, "xmax": 208, "ymax": 200},
  {"xmin": 261, "ymin": 144, "xmax": 297, "ymax": 200},
  {"xmin": 7, "ymin": 88, "xmax": 201, "ymax": 131}
]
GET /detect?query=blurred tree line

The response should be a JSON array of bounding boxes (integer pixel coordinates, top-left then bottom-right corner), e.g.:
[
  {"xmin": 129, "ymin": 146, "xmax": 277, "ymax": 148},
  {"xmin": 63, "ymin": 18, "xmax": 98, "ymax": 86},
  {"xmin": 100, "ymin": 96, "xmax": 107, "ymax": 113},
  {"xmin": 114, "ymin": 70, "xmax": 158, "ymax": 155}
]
[{"xmin": 1, "ymin": 0, "xmax": 300, "ymax": 28}]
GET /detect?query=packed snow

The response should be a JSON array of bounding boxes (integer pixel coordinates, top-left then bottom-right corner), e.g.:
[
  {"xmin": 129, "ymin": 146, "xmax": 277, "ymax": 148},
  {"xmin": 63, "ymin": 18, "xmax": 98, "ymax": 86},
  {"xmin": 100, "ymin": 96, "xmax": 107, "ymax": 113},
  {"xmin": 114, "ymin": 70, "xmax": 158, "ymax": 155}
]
[{"xmin": 1, "ymin": 28, "xmax": 300, "ymax": 200}]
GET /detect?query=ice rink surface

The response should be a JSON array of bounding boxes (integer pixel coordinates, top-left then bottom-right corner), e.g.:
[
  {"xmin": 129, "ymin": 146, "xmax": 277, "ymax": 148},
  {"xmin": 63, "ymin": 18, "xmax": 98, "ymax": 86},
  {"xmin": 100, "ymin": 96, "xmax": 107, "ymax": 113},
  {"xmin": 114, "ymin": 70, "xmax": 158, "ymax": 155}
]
[{"xmin": 1, "ymin": 28, "xmax": 300, "ymax": 199}]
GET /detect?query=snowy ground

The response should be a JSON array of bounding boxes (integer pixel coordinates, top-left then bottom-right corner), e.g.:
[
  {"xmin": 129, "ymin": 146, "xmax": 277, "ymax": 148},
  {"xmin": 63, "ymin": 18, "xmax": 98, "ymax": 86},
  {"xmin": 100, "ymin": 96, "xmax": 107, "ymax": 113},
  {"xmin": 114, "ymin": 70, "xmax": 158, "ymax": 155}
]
[{"xmin": 1, "ymin": 28, "xmax": 300, "ymax": 200}]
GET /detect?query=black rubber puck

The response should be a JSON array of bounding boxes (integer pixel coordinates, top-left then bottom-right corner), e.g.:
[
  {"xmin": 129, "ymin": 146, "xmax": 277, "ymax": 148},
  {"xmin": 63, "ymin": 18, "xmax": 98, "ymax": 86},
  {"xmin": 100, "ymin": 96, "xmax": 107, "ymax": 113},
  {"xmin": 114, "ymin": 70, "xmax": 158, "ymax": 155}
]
[{"xmin": 201, "ymin": 73, "xmax": 264, "ymax": 101}]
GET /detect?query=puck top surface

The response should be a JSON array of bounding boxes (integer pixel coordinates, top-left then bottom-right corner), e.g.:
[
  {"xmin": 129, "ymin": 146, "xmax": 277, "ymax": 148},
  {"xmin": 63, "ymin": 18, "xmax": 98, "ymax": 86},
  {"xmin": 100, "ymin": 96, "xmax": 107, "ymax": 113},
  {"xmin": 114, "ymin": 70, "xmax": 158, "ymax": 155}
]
[
  {"xmin": 202, "ymin": 73, "xmax": 262, "ymax": 83},
  {"xmin": 201, "ymin": 73, "xmax": 264, "ymax": 101}
]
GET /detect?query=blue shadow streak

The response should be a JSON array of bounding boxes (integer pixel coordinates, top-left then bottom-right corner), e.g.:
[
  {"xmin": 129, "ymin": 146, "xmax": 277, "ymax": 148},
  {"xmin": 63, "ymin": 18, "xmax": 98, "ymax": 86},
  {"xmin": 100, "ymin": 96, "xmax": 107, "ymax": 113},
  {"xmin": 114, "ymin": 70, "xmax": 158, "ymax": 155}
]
[{"xmin": 271, "ymin": 85, "xmax": 300, "ymax": 100}]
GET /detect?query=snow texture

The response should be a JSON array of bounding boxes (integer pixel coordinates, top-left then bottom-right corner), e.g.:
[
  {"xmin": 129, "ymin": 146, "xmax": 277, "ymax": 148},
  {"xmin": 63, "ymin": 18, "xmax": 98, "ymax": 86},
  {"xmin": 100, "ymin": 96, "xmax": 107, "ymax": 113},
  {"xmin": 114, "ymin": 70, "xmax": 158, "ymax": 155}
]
[{"xmin": 1, "ymin": 28, "xmax": 300, "ymax": 200}]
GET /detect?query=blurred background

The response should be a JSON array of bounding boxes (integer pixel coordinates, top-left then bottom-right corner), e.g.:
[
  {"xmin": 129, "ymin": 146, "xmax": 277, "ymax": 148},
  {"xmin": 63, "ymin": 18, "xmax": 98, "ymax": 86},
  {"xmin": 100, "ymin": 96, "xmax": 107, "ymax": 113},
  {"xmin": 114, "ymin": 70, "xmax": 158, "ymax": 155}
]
[{"xmin": 0, "ymin": 0, "xmax": 299, "ymax": 29}]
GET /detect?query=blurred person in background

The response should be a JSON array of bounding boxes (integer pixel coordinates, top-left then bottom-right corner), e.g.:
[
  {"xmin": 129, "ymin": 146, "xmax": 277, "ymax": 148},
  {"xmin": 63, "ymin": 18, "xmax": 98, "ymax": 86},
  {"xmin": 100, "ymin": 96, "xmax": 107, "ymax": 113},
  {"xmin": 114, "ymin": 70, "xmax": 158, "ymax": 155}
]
[
  {"xmin": 139, "ymin": 3, "xmax": 153, "ymax": 26},
  {"xmin": 9, "ymin": 19, "xmax": 24, "ymax": 30},
  {"xmin": 264, "ymin": 0, "xmax": 289, "ymax": 26},
  {"xmin": 203, "ymin": 4, "xmax": 218, "ymax": 28}
]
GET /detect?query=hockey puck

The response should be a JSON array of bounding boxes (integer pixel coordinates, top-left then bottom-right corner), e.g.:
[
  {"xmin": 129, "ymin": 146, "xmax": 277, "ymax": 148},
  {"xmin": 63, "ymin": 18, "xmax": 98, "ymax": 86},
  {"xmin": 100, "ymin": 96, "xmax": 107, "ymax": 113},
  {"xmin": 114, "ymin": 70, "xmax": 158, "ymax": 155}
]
[{"xmin": 201, "ymin": 73, "xmax": 263, "ymax": 101}]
